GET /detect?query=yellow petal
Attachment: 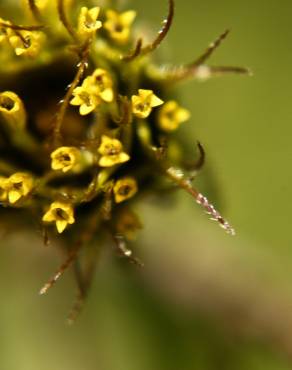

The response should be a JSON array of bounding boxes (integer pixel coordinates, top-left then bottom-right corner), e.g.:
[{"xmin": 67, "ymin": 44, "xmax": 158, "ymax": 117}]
[
  {"xmin": 42, "ymin": 211, "xmax": 55, "ymax": 222},
  {"xmin": 150, "ymin": 94, "xmax": 164, "ymax": 107},
  {"xmin": 8, "ymin": 190, "xmax": 21, "ymax": 204},
  {"xmin": 56, "ymin": 220, "xmax": 68, "ymax": 234},
  {"xmin": 120, "ymin": 10, "xmax": 136, "ymax": 25},
  {"xmin": 100, "ymin": 88, "xmax": 114, "ymax": 102},
  {"xmin": 80, "ymin": 104, "xmax": 95, "ymax": 116},
  {"xmin": 177, "ymin": 108, "xmax": 190, "ymax": 122}
]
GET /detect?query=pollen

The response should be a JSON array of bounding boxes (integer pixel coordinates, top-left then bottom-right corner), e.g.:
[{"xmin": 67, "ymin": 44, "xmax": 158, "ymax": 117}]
[
  {"xmin": 113, "ymin": 177, "xmax": 138, "ymax": 203},
  {"xmin": 51, "ymin": 147, "xmax": 81, "ymax": 173},
  {"xmin": 42, "ymin": 201, "xmax": 75, "ymax": 234},
  {"xmin": 98, "ymin": 135, "xmax": 130, "ymax": 167},
  {"xmin": 132, "ymin": 89, "xmax": 164, "ymax": 119},
  {"xmin": 158, "ymin": 100, "xmax": 190, "ymax": 131},
  {"xmin": 104, "ymin": 9, "xmax": 136, "ymax": 44}
]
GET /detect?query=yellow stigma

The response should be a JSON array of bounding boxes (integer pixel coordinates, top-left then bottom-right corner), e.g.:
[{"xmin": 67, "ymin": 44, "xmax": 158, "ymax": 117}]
[
  {"xmin": 132, "ymin": 89, "xmax": 164, "ymax": 119},
  {"xmin": 86, "ymin": 68, "xmax": 114, "ymax": 103},
  {"xmin": 77, "ymin": 7, "xmax": 102, "ymax": 39},
  {"xmin": 113, "ymin": 177, "xmax": 138, "ymax": 203},
  {"xmin": 104, "ymin": 9, "xmax": 136, "ymax": 44},
  {"xmin": 42, "ymin": 201, "xmax": 75, "ymax": 234},
  {"xmin": 158, "ymin": 100, "xmax": 190, "ymax": 132},
  {"xmin": 51, "ymin": 146, "xmax": 81, "ymax": 173},
  {"xmin": 9, "ymin": 31, "xmax": 42, "ymax": 58},
  {"xmin": 4, "ymin": 172, "xmax": 34, "ymax": 204},
  {"xmin": 98, "ymin": 135, "xmax": 130, "ymax": 167},
  {"xmin": 70, "ymin": 80, "xmax": 101, "ymax": 116}
]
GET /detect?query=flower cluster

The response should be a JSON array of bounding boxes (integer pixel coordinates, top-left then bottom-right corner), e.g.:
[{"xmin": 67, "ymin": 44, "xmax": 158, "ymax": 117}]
[{"xmin": 0, "ymin": 0, "xmax": 249, "ymax": 320}]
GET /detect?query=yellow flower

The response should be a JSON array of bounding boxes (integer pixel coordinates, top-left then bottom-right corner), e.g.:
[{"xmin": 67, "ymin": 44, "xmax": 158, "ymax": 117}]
[
  {"xmin": 0, "ymin": 91, "xmax": 27, "ymax": 130},
  {"xmin": 51, "ymin": 146, "xmax": 81, "ymax": 173},
  {"xmin": 132, "ymin": 89, "xmax": 164, "ymax": 119},
  {"xmin": 158, "ymin": 100, "xmax": 190, "ymax": 132},
  {"xmin": 104, "ymin": 9, "xmax": 136, "ymax": 44},
  {"xmin": 116, "ymin": 209, "xmax": 142, "ymax": 240},
  {"xmin": 9, "ymin": 31, "xmax": 42, "ymax": 57},
  {"xmin": 42, "ymin": 201, "xmax": 75, "ymax": 234},
  {"xmin": 86, "ymin": 68, "xmax": 114, "ymax": 103},
  {"xmin": 4, "ymin": 172, "xmax": 34, "ymax": 204},
  {"xmin": 0, "ymin": 19, "xmax": 13, "ymax": 43},
  {"xmin": 98, "ymin": 135, "xmax": 130, "ymax": 167},
  {"xmin": 77, "ymin": 7, "xmax": 102, "ymax": 38},
  {"xmin": 70, "ymin": 81, "xmax": 101, "ymax": 115},
  {"xmin": 113, "ymin": 177, "xmax": 137, "ymax": 203},
  {"xmin": 0, "ymin": 177, "xmax": 8, "ymax": 202}
]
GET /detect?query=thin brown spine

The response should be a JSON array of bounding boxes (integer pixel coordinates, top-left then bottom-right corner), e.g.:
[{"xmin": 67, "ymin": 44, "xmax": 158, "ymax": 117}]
[
  {"xmin": 121, "ymin": 38, "xmax": 143, "ymax": 62},
  {"xmin": 166, "ymin": 167, "xmax": 235, "ymax": 235},
  {"xmin": 141, "ymin": 0, "xmax": 174, "ymax": 54},
  {"xmin": 57, "ymin": 0, "xmax": 78, "ymax": 42},
  {"xmin": 0, "ymin": 21, "xmax": 45, "ymax": 32},
  {"xmin": 52, "ymin": 43, "xmax": 90, "ymax": 146},
  {"xmin": 27, "ymin": 0, "xmax": 42, "ymax": 23},
  {"xmin": 113, "ymin": 234, "xmax": 144, "ymax": 267}
]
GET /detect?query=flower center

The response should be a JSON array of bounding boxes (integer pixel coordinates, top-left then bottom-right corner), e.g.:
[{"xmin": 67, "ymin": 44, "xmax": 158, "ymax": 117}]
[
  {"xmin": 55, "ymin": 208, "xmax": 69, "ymax": 221},
  {"xmin": 0, "ymin": 96, "xmax": 15, "ymax": 111}
]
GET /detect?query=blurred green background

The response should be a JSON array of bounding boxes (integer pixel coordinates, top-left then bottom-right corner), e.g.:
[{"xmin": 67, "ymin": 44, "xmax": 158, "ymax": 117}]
[{"xmin": 2, "ymin": 0, "xmax": 292, "ymax": 369}]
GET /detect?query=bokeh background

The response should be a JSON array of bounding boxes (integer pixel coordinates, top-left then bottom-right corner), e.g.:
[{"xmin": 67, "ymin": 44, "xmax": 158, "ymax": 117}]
[{"xmin": 1, "ymin": 0, "xmax": 292, "ymax": 369}]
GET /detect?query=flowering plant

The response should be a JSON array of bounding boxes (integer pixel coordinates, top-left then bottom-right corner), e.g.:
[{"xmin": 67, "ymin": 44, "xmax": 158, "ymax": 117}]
[{"xmin": 0, "ymin": 0, "xmax": 249, "ymax": 321}]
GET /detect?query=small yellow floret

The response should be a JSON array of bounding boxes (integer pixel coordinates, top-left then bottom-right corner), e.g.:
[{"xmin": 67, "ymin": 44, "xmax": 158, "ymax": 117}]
[
  {"xmin": 77, "ymin": 7, "xmax": 102, "ymax": 38},
  {"xmin": 0, "ymin": 19, "xmax": 13, "ymax": 43},
  {"xmin": 158, "ymin": 100, "xmax": 190, "ymax": 132},
  {"xmin": 51, "ymin": 146, "xmax": 81, "ymax": 173},
  {"xmin": 0, "ymin": 91, "xmax": 27, "ymax": 129},
  {"xmin": 70, "ymin": 81, "xmax": 100, "ymax": 115},
  {"xmin": 9, "ymin": 31, "xmax": 42, "ymax": 57},
  {"xmin": 86, "ymin": 68, "xmax": 114, "ymax": 103},
  {"xmin": 113, "ymin": 177, "xmax": 137, "ymax": 203},
  {"xmin": 42, "ymin": 201, "xmax": 75, "ymax": 234},
  {"xmin": 98, "ymin": 135, "xmax": 130, "ymax": 167},
  {"xmin": 104, "ymin": 9, "xmax": 136, "ymax": 44},
  {"xmin": 132, "ymin": 89, "xmax": 164, "ymax": 119},
  {"xmin": 3, "ymin": 172, "xmax": 34, "ymax": 204}
]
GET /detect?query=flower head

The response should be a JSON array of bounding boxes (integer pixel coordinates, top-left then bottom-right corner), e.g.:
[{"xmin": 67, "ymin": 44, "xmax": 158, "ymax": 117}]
[
  {"xmin": 86, "ymin": 68, "xmax": 114, "ymax": 103},
  {"xmin": 9, "ymin": 31, "xmax": 42, "ymax": 57},
  {"xmin": 0, "ymin": 91, "xmax": 26, "ymax": 129},
  {"xmin": 98, "ymin": 135, "xmax": 130, "ymax": 167},
  {"xmin": 42, "ymin": 201, "xmax": 75, "ymax": 234},
  {"xmin": 132, "ymin": 89, "xmax": 164, "ymax": 119},
  {"xmin": 113, "ymin": 177, "xmax": 138, "ymax": 203},
  {"xmin": 70, "ymin": 81, "xmax": 101, "ymax": 116},
  {"xmin": 158, "ymin": 100, "xmax": 190, "ymax": 131},
  {"xmin": 77, "ymin": 7, "xmax": 102, "ymax": 38},
  {"xmin": 51, "ymin": 146, "xmax": 81, "ymax": 173},
  {"xmin": 4, "ymin": 172, "xmax": 34, "ymax": 204},
  {"xmin": 104, "ymin": 10, "xmax": 136, "ymax": 44}
]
